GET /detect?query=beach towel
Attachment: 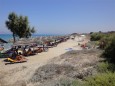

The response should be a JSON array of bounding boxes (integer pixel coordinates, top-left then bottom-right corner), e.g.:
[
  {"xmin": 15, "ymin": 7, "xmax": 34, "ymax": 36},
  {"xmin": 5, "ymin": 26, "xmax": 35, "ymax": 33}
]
[{"xmin": 65, "ymin": 48, "xmax": 73, "ymax": 51}]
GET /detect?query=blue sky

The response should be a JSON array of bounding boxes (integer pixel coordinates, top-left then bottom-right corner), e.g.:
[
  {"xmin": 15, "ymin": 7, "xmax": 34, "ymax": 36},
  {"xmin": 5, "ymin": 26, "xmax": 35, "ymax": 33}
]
[{"xmin": 0, "ymin": 0, "xmax": 115, "ymax": 34}]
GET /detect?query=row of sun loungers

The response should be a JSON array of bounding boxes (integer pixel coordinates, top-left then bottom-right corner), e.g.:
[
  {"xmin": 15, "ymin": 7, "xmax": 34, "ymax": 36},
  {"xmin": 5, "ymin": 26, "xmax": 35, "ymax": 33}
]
[{"xmin": 2, "ymin": 36, "xmax": 69, "ymax": 64}]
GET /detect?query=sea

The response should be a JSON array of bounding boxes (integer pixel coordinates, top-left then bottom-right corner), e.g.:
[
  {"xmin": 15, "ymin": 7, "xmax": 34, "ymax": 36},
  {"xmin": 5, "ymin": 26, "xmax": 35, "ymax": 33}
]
[{"xmin": 0, "ymin": 34, "xmax": 64, "ymax": 50}]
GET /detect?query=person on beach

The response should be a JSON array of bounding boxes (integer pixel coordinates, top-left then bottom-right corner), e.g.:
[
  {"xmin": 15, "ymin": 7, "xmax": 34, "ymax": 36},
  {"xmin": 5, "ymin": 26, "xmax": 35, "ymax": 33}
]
[
  {"xmin": 23, "ymin": 47, "xmax": 27, "ymax": 55},
  {"xmin": 16, "ymin": 52, "xmax": 27, "ymax": 61},
  {"xmin": 11, "ymin": 49, "xmax": 18, "ymax": 60}
]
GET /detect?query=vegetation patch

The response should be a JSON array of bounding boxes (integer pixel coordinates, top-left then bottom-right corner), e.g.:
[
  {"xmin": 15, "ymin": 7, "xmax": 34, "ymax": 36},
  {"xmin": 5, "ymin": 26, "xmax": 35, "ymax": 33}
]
[
  {"xmin": 97, "ymin": 62, "xmax": 115, "ymax": 73},
  {"xmin": 84, "ymin": 72, "xmax": 115, "ymax": 86}
]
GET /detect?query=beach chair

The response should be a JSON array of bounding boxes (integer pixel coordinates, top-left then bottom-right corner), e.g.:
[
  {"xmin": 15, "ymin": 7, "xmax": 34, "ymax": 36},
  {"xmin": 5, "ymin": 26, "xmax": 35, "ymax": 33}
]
[
  {"xmin": 5, "ymin": 55, "xmax": 27, "ymax": 65},
  {"xmin": 23, "ymin": 48, "xmax": 36, "ymax": 56},
  {"xmin": 34, "ymin": 47, "xmax": 43, "ymax": 53},
  {"xmin": 0, "ymin": 52, "xmax": 9, "ymax": 58}
]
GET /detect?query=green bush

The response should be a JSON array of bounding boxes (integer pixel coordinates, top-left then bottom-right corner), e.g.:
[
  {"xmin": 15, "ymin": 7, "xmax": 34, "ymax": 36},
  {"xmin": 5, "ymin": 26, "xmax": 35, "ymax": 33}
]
[
  {"xmin": 84, "ymin": 72, "xmax": 115, "ymax": 86},
  {"xmin": 97, "ymin": 62, "xmax": 115, "ymax": 73},
  {"xmin": 90, "ymin": 32, "xmax": 115, "ymax": 63},
  {"xmin": 72, "ymin": 80, "xmax": 84, "ymax": 86},
  {"xmin": 97, "ymin": 62, "xmax": 109, "ymax": 73},
  {"xmin": 90, "ymin": 33, "xmax": 104, "ymax": 41},
  {"xmin": 103, "ymin": 35, "xmax": 115, "ymax": 62},
  {"xmin": 100, "ymin": 34, "xmax": 115, "ymax": 47}
]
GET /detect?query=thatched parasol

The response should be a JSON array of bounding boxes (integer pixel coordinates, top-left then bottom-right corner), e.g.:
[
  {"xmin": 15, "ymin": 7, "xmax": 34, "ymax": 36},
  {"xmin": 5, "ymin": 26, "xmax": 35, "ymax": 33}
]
[
  {"xmin": 13, "ymin": 40, "xmax": 30, "ymax": 46},
  {"xmin": 0, "ymin": 38, "xmax": 8, "ymax": 44}
]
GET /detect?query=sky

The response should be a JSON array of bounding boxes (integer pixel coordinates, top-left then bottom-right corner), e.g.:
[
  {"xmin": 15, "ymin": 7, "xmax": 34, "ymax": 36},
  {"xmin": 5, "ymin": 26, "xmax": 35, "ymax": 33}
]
[{"xmin": 0, "ymin": 0, "xmax": 115, "ymax": 34}]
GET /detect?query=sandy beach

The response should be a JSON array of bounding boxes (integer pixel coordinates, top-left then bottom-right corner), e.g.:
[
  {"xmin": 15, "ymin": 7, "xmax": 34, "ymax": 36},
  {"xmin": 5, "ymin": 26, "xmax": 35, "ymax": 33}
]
[{"xmin": 0, "ymin": 37, "xmax": 85, "ymax": 86}]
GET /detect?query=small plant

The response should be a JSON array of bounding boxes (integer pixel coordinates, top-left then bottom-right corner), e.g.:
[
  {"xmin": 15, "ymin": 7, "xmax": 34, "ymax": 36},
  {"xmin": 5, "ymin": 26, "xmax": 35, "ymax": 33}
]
[
  {"xmin": 84, "ymin": 72, "xmax": 115, "ymax": 86},
  {"xmin": 97, "ymin": 62, "xmax": 115, "ymax": 73},
  {"xmin": 72, "ymin": 80, "xmax": 84, "ymax": 86},
  {"xmin": 97, "ymin": 62, "xmax": 109, "ymax": 73}
]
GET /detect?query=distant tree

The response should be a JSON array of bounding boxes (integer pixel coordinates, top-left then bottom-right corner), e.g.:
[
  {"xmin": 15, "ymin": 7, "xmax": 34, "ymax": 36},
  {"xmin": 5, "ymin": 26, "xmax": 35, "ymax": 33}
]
[
  {"xmin": 6, "ymin": 12, "xmax": 36, "ymax": 43},
  {"xmin": 90, "ymin": 32, "xmax": 93, "ymax": 34}
]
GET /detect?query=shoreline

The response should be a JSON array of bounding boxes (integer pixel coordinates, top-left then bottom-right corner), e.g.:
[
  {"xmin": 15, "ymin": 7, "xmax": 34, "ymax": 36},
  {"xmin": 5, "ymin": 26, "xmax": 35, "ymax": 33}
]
[{"xmin": 0, "ymin": 34, "xmax": 65, "ymax": 41}]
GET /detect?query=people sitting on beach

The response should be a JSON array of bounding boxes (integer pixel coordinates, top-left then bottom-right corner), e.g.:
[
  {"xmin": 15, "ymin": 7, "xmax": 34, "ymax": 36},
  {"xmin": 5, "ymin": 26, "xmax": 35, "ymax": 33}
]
[
  {"xmin": 16, "ymin": 52, "xmax": 27, "ymax": 61},
  {"xmin": 7, "ymin": 51, "xmax": 27, "ymax": 62},
  {"xmin": 23, "ymin": 48, "xmax": 27, "ymax": 56},
  {"xmin": 35, "ymin": 47, "xmax": 43, "ymax": 53},
  {"xmin": 6, "ymin": 49, "xmax": 18, "ymax": 62},
  {"xmin": 24, "ymin": 47, "xmax": 35, "ymax": 56},
  {"xmin": 11, "ymin": 49, "xmax": 18, "ymax": 60},
  {"xmin": 27, "ymin": 48, "xmax": 32, "ymax": 55},
  {"xmin": 81, "ymin": 43, "xmax": 86, "ymax": 49}
]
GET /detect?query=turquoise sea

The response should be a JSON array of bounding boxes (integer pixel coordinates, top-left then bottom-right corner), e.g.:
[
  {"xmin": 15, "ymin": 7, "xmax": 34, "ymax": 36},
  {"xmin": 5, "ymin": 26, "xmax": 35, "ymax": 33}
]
[{"xmin": 0, "ymin": 34, "xmax": 63, "ymax": 41}]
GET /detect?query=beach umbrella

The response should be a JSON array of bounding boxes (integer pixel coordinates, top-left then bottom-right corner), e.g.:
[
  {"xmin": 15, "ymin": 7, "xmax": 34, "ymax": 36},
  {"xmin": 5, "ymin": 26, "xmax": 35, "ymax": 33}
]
[
  {"xmin": 36, "ymin": 40, "xmax": 43, "ymax": 45},
  {"xmin": 13, "ymin": 40, "xmax": 30, "ymax": 46},
  {"xmin": 0, "ymin": 38, "xmax": 8, "ymax": 44},
  {"xmin": 18, "ymin": 38, "xmax": 28, "ymax": 41}
]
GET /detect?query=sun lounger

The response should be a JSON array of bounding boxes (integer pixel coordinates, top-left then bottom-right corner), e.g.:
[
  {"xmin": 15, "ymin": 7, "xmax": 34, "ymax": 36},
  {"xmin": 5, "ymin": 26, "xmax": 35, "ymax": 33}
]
[
  {"xmin": 5, "ymin": 57, "xmax": 27, "ymax": 65},
  {"xmin": 23, "ymin": 50, "xmax": 36, "ymax": 56},
  {"xmin": 0, "ymin": 52, "xmax": 9, "ymax": 58},
  {"xmin": 34, "ymin": 48, "xmax": 43, "ymax": 53}
]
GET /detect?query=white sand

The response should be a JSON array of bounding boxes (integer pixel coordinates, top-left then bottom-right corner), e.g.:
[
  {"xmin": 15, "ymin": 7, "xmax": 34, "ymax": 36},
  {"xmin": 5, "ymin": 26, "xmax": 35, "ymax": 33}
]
[{"xmin": 0, "ymin": 38, "xmax": 85, "ymax": 85}]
